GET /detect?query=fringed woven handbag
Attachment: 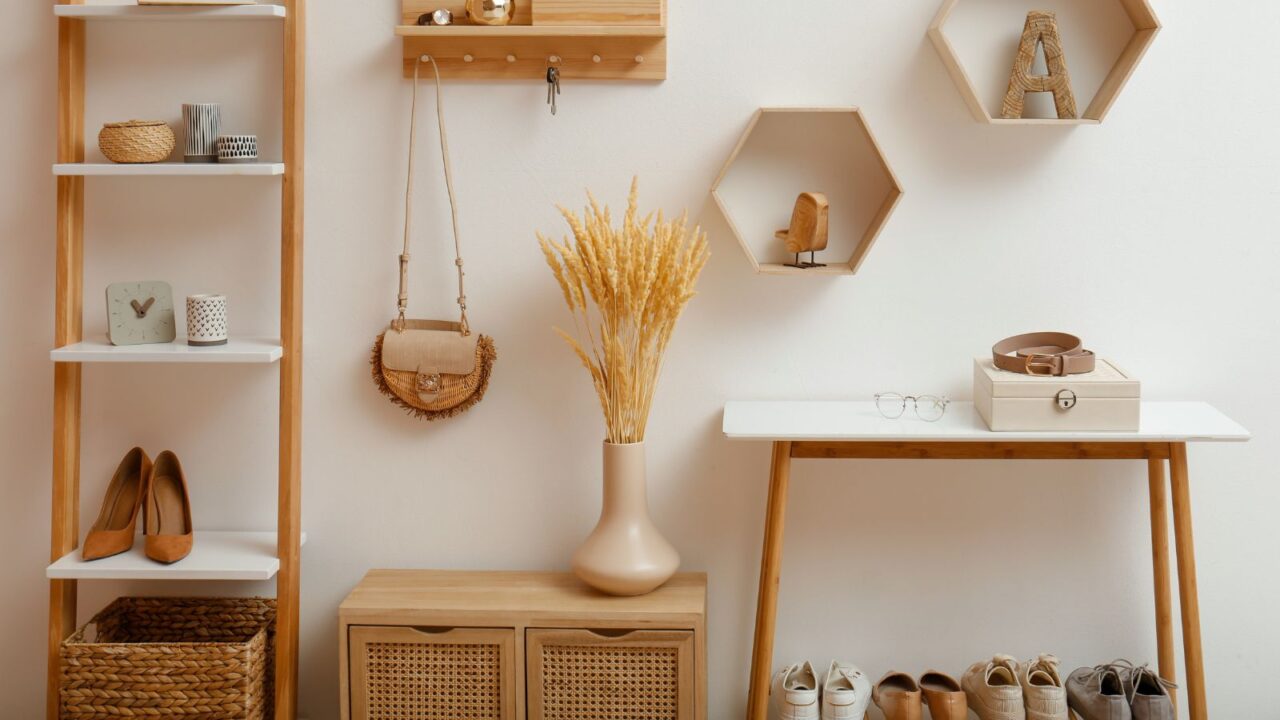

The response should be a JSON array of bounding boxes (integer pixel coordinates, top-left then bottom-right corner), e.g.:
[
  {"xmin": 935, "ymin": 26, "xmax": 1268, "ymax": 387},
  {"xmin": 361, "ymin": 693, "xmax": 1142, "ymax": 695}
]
[{"xmin": 372, "ymin": 56, "xmax": 496, "ymax": 420}]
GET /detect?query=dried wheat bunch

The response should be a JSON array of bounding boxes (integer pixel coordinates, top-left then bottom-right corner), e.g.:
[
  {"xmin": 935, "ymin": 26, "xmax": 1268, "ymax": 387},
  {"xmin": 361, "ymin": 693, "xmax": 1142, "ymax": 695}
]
[{"xmin": 538, "ymin": 178, "xmax": 710, "ymax": 444}]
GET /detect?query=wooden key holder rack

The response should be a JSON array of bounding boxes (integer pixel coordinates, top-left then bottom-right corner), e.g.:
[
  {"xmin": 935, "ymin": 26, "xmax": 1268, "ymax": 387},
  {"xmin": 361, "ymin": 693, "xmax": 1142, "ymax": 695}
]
[{"xmin": 397, "ymin": 0, "xmax": 667, "ymax": 80}]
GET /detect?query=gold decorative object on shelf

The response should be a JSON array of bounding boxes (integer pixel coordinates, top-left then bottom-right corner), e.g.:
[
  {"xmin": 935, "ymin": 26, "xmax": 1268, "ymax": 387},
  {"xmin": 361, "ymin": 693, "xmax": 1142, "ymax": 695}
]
[
  {"xmin": 465, "ymin": 0, "xmax": 515, "ymax": 25},
  {"xmin": 1000, "ymin": 10, "xmax": 1078, "ymax": 120},
  {"xmin": 775, "ymin": 192, "xmax": 829, "ymax": 269}
]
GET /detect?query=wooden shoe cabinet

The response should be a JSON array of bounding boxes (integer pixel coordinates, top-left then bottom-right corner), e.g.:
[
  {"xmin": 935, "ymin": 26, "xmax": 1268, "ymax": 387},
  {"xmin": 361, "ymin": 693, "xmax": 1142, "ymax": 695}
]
[{"xmin": 339, "ymin": 570, "xmax": 707, "ymax": 720}]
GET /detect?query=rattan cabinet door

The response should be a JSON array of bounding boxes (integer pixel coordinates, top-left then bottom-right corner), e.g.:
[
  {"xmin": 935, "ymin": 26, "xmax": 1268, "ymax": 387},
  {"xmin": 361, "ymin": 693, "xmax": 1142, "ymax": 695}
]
[
  {"xmin": 349, "ymin": 626, "xmax": 516, "ymax": 720},
  {"xmin": 526, "ymin": 629, "xmax": 695, "ymax": 720}
]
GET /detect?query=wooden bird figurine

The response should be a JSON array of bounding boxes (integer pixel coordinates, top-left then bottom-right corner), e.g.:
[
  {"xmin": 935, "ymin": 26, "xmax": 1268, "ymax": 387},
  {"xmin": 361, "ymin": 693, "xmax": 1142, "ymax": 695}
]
[{"xmin": 775, "ymin": 192, "xmax": 829, "ymax": 268}]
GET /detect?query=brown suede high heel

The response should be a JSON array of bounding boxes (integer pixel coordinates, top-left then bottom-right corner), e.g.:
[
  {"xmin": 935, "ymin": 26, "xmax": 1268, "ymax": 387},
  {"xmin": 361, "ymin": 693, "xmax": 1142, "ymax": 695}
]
[
  {"xmin": 82, "ymin": 447, "xmax": 152, "ymax": 560},
  {"xmin": 144, "ymin": 451, "xmax": 193, "ymax": 564}
]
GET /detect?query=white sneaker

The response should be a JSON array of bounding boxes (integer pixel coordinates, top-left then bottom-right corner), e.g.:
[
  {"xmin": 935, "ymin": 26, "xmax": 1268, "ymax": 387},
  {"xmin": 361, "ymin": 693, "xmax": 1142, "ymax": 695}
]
[
  {"xmin": 821, "ymin": 660, "xmax": 872, "ymax": 720},
  {"xmin": 1018, "ymin": 654, "xmax": 1068, "ymax": 720},
  {"xmin": 771, "ymin": 661, "xmax": 819, "ymax": 720}
]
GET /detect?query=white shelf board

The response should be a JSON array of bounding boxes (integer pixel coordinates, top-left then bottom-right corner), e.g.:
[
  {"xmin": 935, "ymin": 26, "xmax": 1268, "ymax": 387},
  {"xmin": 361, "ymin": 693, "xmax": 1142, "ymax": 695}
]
[
  {"xmin": 52, "ymin": 337, "xmax": 282, "ymax": 363},
  {"xmin": 723, "ymin": 401, "xmax": 1251, "ymax": 443},
  {"xmin": 55, "ymin": 4, "xmax": 285, "ymax": 20},
  {"xmin": 47, "ymin": 530, "xmax": 307, "ymax": 581},
  {"xmin": 53, "ymin": 162, "xmax": 284, "ymax": 176}
]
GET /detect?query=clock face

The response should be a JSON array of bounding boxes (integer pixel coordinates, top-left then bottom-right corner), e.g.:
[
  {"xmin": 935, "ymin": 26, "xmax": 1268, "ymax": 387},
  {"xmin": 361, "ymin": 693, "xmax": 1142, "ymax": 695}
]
[{"xmin": 106, "ymin": 281, "xmax": 177, "ymax": 346}]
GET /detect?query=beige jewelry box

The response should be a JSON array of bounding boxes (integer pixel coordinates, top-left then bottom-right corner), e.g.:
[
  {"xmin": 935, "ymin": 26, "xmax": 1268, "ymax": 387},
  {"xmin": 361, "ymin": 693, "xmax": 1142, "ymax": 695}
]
[{"xmin": 974, "ymin": 356, "xmax": 1140, "ymax": 432}]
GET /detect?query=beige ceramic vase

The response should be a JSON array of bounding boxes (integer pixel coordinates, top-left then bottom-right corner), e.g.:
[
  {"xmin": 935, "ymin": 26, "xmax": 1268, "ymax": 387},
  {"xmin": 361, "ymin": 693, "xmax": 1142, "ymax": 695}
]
[{"xmin": 572, "ymin": 441, "xmax": 680, "ymax": 596}]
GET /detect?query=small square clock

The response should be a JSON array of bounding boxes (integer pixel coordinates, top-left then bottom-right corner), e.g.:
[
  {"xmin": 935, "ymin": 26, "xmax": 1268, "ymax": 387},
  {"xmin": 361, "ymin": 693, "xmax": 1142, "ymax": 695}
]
[{"xmin": 106, "ymin": 281, "xmax": 177, "ymax": 346}]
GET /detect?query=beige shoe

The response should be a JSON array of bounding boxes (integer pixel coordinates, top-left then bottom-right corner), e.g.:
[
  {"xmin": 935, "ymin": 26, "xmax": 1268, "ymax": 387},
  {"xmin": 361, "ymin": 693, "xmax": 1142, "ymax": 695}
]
[
  {"xmin": 962, "ymin": 654, "xmax": 1026, "ymax": 720},
  {"xmin": 872, "ymin": 671, "xmax": 921, "ymax": 720},
  {"xmin": 1018, "ymin": 654, "xmax": 1068, "ymax": 720},
  {"xmin": 143, "ymin": 450, "xmax": 193, "ymax": 564},
  {"xmin": 771, "ymin": 662, "xmax": 819, "ymax": 720}
]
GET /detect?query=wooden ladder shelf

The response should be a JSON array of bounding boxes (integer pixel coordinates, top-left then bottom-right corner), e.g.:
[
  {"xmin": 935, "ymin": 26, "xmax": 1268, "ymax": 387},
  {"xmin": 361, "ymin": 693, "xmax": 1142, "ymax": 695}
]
[{"xmin": 47, "ymin": 2, "xmax": 305, "ymax": 718}]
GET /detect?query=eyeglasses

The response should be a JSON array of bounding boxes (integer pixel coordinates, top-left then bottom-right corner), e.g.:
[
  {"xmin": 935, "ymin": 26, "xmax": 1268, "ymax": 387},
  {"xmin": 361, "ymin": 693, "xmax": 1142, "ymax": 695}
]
[{"xmin": 874, "ymin": 392, "xmax": 950, "ymax": 422}]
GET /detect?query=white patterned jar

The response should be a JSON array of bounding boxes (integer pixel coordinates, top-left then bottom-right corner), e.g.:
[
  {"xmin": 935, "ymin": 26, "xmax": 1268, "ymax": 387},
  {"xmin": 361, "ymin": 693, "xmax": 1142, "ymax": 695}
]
[
  {"xmin": 217, "ymin": 134, "xmax": 258, "ymax": 164},
  {"xmin": 182, "ymin": 103, "xmax": 221, "ymax": 163},
  {"xmin": 186, "ymin": 294, "xmax": 228, "ymax": 346}
]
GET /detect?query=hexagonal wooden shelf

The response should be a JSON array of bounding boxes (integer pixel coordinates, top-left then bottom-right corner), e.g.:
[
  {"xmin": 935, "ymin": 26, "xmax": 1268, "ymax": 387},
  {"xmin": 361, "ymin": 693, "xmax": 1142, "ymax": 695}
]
[
  {"xmin": 928, "ymin": 0, "xmax": 1160, "ymax": 124},
  {"xmin": 710, "ymin": 108, "xmax": 904, "ymax": 277}
]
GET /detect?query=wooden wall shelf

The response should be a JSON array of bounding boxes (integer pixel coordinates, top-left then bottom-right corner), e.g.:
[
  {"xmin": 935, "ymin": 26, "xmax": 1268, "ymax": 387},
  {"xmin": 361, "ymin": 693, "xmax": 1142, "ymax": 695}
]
[
  {"xmin": 711, "ymin": 108, "xmax": 903, "ymax": 277},
  {"xmin": 399, "ymin": 0, "xmax": 666, "ymax": 79},
  {"xmin": 927, "ymin": 0, "xmax": 1160, "ymax": 124}
]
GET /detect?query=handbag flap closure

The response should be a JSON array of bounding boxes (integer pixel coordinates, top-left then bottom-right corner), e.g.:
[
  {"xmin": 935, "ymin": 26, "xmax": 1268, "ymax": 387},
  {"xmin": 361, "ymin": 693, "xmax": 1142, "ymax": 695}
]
[{"xmin": 382, "ymin": 320, "xmax": 477, "ymax": 375}]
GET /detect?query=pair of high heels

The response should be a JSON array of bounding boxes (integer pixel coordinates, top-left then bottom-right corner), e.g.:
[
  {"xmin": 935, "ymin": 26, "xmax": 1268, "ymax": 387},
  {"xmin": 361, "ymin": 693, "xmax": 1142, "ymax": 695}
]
[{"xmin": 82, "ymin": 447, "xmax": 193, "ymax": 564}]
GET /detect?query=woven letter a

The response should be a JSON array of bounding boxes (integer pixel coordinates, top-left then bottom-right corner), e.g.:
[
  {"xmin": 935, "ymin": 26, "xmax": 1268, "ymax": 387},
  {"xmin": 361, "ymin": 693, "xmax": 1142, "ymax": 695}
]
[{"xmin": 1001, "ymin": 11, "xmax": 1078, "ymax": 119}]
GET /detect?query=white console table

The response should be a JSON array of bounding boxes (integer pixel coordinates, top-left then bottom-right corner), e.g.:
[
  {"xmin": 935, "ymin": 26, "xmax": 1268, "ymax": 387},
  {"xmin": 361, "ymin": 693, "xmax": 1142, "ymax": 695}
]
[{"xmin": 723, "ymin": 401, "xmax": 1249, "ymax": 720}]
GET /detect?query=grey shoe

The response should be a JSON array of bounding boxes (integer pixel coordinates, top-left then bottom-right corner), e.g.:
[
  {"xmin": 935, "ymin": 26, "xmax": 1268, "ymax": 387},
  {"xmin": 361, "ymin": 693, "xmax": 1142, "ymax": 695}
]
[
  {"xmin": 1066, "ymin": 664, "xmax": 1131, "ymax": 720},
  {"xmin": 1128, "ymin": 665, "xmax": 1176, "ymax": 720}
]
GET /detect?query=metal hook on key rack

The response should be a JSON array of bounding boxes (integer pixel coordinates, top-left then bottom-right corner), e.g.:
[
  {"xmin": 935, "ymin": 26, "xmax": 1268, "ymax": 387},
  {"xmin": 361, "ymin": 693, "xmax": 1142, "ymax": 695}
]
[{"xmin": 546, "ymin": 55, "xmax": 561, "ymax": 115}]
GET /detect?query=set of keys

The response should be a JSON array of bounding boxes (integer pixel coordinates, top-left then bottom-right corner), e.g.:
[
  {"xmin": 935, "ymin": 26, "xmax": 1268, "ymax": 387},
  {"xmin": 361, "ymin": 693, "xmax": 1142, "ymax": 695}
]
[{"xmin": 546, "ymin": 65, "xmax": 561, "ymax": 115}]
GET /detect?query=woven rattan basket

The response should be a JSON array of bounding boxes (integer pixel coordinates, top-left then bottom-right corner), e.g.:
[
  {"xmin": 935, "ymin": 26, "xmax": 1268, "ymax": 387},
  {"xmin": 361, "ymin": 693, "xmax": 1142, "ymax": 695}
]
[
  {"xmin": 98, "ymin": 120, "xmax": 175, "ymax": 163},
  {"xmin": 60, "ymin": 596, "xmax": 276, "ymax": 720}
]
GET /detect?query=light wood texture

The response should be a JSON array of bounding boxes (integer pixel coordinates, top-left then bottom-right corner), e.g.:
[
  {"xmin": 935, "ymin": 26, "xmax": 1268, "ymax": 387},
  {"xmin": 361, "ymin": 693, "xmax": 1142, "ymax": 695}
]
[
  {"xmin": 532, "ymin": 0, "xmax": 662, "ymax": 26},
  {"xmin": 51, "ymin": 336, "xmax": 283, "ymax": 363},
  {"xmin": 47, "ymin": 530, "xmax": 307, "ymax": 580},
  {"xmin": 55, "ymin": 4, "xmax": 285, "ymax": 19},
  {"xmin": 926, "ymin": 0, "xmax": 1160, "ymax": 124},
  {"xmin": 339, "ymin": 570, "xmax": 707, "ymax": 720},
  {"xmin": 729, "ymin": 409, "xmax": 1244, "ymax": 720},
  {"xmin": 401, "ymin": 33, "xmax": 665, "ymax": 80},
  {"xmin": 723, "ymin": 401, "xmax": 1251, "ymax": 443},
  {"xmin": 745, "ymin": 441, "xmax": 791, "ymax": 720},
  {"xmin": 54, "ymin": 161, "xmax": 285, "ymax": 175},
  {"xmin": 350, "ymin": 626, "xmax": 516, "ymax": 720},
  {"xmin": 1169, "ymin": 443, "xmax": 1207, "ymax": 720},
  {"xmin": 1147, "ymin": 456, "xmax": 1178, "ymax": 714},
  {"xmin": 276, "ymin": 0, "xmax": 305, "ymax": 718},
  {"xmin": 49, "ymin": 6, "xmax": 85, "ymax": 719},
  {"xmin": 396, "ymin": 23, "xmax": 664, "ymax": 37},
  {"xmin": 711, "ymin": 108, "xmax": 904, "ymax": 277},
  {"xmin": 400, "ymin": 0, "xmax": 664, "ymax": 79},
  {"xmin": 527, "ymin": 629, "xmax": 694, "ymax": 720},
  {"xmin": 1000, "ymin": 11, "xmax": 1078, "ymax": 120}
]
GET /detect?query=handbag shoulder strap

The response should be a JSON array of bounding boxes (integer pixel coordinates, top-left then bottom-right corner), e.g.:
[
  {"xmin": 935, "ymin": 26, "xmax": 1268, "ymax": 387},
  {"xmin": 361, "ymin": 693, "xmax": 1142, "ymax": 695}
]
[{"xmin": 397, "ymin": 56, "xmax": 470, "ymax": 336}]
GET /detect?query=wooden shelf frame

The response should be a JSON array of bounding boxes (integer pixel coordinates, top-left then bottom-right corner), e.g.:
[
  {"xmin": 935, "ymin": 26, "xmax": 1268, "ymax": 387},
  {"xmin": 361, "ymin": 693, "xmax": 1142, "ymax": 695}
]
[
  {"xmin": 47, "ymin": 2, "xmax": 305, "ymax": 719},
  {"xmin": 54, "ymin": 4, "xmax": 286, "ymax": 20},
  {"xmin": 927, "ymin": 0, "xmax": 1161, "ymax": 124},
  {"xmin": 710, "ymin": 107, "xmax": 904, "ymax": 277},
  {"xmin": 398, "ymin": 0, "xmax": 666, "ymax": 79}
]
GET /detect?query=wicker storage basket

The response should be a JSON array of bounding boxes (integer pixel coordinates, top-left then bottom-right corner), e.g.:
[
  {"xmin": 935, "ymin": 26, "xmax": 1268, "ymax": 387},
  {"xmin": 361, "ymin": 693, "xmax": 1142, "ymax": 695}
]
[
  {"xmin": 98, "ymin": 120, "xmax": 176, "ymax": 163},
  {"xmin": 60, "ymin": 596, "xmax": 276, "ymax": 720}
]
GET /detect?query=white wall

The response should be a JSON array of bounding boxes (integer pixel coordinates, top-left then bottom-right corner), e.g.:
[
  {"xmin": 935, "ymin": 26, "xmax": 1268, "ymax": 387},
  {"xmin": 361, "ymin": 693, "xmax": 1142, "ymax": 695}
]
[{"xmin": 2, "ymin": 1, "xmax": 1278, "ymax": 718}]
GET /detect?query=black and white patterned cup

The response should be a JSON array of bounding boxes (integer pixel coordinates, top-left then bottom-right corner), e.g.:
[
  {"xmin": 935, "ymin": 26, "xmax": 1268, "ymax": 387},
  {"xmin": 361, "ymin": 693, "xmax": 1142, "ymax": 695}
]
[
  {"xmin": 186, "ymin": 294, "xmax": 228, "ymax": 346},
  {"xmin": 182, "ymin": 103, "xmax": 221, "ymax": 163},
  {"xmin": 217, "ymin": 134, "xmax": 258, "ymax": 163}
]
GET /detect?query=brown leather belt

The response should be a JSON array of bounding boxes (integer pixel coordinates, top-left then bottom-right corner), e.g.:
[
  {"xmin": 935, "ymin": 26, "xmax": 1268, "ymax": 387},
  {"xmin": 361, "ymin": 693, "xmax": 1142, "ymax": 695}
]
[{"xmin": 993, "ymin": 332, "xmax": 1095, "ymax": 377}]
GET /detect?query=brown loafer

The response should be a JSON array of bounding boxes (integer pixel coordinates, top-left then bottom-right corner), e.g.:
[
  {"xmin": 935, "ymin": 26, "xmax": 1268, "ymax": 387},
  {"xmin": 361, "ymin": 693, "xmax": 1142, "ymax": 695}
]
[
  {"xmin": 144, "ymin": 450, "xmax": 193, "ymax": 564},
  {"xmin": 82, "ymin": 447, "xmax": 151, "ymax": 560},
  {"xmin": 873, "ymin": 671, "xmax": 922, "ymax": 720},
  {"xmin": 921, "ymin": 670, "xmax": 969, "ymax": 720}
]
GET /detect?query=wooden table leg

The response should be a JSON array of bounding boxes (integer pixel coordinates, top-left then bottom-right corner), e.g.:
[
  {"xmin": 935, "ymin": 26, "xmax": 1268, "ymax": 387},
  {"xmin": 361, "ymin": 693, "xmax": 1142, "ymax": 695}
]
[
  {"xmin": 746, "ymin": 441, "xmax": 792, "ymax": 720},
  {"xmin": 1147, "ymin": 457, "xmax": 1177, "ymax": 712},
  {"xmin": 1169, "ymin": 442, "xmax": 1207, "ymax": 720}
]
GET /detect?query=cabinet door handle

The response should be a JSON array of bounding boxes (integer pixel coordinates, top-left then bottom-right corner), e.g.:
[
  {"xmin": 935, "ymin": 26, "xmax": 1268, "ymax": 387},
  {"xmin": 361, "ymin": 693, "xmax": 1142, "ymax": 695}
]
[
  {"xmin": 410, "ymin": 626, "xmax": 456, "ymax": 635},
  {"xmin": 586, "ymin": 628, "xmax": 636, "ymax": 638}
]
